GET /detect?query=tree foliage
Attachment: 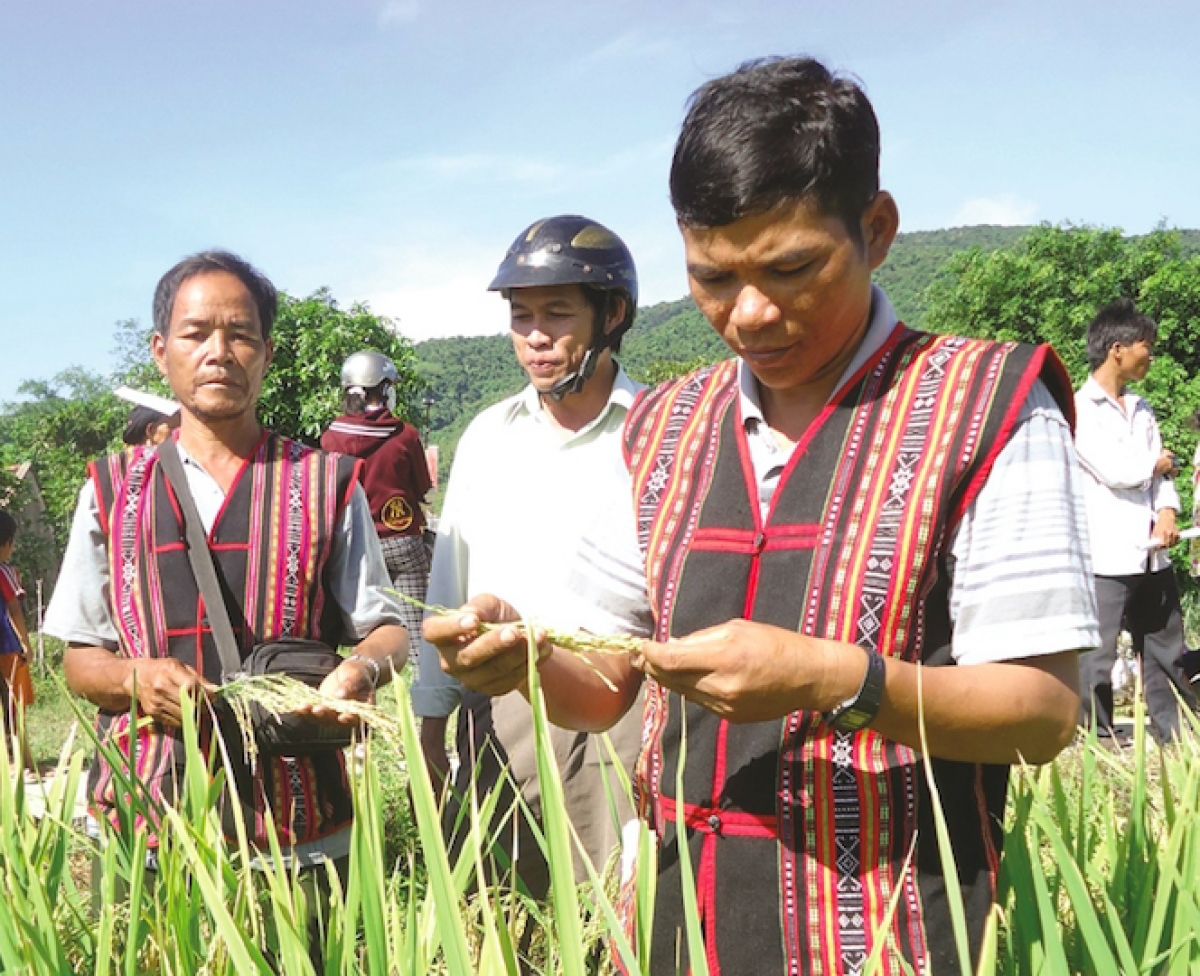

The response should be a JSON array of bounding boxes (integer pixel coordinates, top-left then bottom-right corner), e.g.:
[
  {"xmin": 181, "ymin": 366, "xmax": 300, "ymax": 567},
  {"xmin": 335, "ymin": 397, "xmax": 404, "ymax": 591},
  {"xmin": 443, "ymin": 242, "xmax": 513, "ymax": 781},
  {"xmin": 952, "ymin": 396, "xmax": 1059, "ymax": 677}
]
[
  {"xmin": 0, "ymin": 368, "xmax": 127, "ymax": 539},
  {"xmin": 259, "ymin": 289, "xmax": 425, "ymax": 444},
  {"xmin": 874, "ymin": 225, "xmax": 1031, "ymax": 326}
]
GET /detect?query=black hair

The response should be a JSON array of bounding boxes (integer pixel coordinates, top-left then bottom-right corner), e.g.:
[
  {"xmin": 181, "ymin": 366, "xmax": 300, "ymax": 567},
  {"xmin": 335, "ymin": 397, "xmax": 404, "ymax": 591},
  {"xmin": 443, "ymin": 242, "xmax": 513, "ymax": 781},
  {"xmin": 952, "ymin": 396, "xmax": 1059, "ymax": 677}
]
[
  {"xmin": 152, "ymin": 250, "xmax": 278, "ymax": 339},
  {"xmin": 670, "ymin": 56, "xmax": 880, "ymax": 241},
  {"xmin": 0, "ymin": 511, "xmax": 15, "ymax": 549},
  {"xmin": 1086, "ymin": 298, "xmax": 1158, "ymax": 371},
  {"xmin": 122, "ymin": 405, "xmax": 171, "ymax": 446},
  {"xmin": 343, "ymin": 383, "xmax": 391, "ymax": 415},
  {"xmin": 581, "ymin": 286, "xmax": 632, "ymax": 354}
]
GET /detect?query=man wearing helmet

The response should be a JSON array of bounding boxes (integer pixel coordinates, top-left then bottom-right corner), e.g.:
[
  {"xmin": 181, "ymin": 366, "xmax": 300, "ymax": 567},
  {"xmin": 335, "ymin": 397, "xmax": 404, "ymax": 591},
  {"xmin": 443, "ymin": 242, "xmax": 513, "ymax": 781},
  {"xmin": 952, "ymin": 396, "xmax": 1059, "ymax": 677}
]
[
  {"xmin": 411, "ymin": 214, "xmax": 649, "ymax": 896},
  {"xmin": 322, "ymin": 351, "xmax": 432, "ymax": 643}
]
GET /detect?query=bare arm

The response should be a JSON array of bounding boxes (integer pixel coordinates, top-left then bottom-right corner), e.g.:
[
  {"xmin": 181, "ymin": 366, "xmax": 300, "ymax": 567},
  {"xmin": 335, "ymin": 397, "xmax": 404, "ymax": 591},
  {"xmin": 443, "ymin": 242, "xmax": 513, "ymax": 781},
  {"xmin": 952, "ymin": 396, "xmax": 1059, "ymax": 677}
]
[
  {"xmin": 6, "ymin": 597, "xmax": 30, "ymax": 656},
  {"xmin": 1152, "ymin": 507, "xmax": 1181, "ymax": 548},
  {"xmin": 633, "ymin": 620, "xmax": 1078, "ymax": 765},
  {"xmin": 528, "ymin": 642, "xmax": 641, "ymax": 732},
  {"xmin": 306, "ymin": 623, "xmax": 410, "ymax": 725},
  {"xmin": 346, "ymin": 622, "xmax": 410, "ymax": 690},
  {"xmin": 63, "ymin": 642, "xmax": 215, "ymax": 727}
]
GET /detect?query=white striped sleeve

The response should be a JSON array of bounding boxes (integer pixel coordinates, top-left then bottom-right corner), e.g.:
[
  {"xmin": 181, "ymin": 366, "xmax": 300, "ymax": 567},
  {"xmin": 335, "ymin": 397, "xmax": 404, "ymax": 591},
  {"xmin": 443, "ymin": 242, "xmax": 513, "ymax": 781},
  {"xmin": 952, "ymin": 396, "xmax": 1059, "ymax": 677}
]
[{"xmin": 947, "ymin": 379, "xmax": 1100, "ymax": 665}]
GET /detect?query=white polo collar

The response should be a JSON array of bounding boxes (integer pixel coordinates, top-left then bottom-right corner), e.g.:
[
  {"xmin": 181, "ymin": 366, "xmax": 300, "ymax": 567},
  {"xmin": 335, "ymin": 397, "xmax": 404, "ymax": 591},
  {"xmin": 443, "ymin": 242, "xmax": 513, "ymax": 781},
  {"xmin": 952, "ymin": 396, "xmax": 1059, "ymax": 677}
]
[{"xmin": 509, "ymin": 362, "xmax": 640, "ymax": 428}]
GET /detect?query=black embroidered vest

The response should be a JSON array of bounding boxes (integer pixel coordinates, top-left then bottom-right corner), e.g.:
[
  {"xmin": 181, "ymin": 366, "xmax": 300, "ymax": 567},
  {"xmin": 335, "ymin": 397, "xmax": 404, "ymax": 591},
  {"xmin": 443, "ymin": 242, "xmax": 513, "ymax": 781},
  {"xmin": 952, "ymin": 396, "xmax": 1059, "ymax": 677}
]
[
  {"xmin": 621, "ymin": 328, "xmax": 1073, "ymax": 975},
  {"xmin": 87, "ymin": 432, "xmax": 360, "ymax": 848}
]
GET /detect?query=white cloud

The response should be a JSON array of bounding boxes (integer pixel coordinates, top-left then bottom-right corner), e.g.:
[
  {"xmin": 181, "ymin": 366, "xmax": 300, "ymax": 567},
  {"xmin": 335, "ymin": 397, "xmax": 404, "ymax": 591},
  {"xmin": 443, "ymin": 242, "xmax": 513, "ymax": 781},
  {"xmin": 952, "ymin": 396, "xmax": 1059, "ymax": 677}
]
[
  {"xmin": 353, "ymin": 246, "xmax": 511, "ymax": 343},
  {"xmin": 575, "ymin": 31, "xmax": 679, "ymax": 71},
  {"xmin": 371, "ymin": 280, "xmax": 509, "ymax": 344},
  {"xmin": 951, "ymin": 193, "xmax": 1038, "ymax": 227},
  {"xmin": 360, "ymin": 137, "xmax": 672, "ymax": 197},
  {"xmin": 378, "ymin": 0, "xmax": 419, "ymax": 27}
]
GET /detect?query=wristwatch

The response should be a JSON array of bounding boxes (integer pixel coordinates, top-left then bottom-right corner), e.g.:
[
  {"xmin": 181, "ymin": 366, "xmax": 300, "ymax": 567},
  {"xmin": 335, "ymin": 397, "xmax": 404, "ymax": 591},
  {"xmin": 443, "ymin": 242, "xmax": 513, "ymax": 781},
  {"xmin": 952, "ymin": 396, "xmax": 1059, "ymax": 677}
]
[
  {"xmin": 823, "ymin": 649, "xmax": 886, "ymax": 732},
  {"xmin": 346, "ymin": 653, "xmax": 382, "ymax": 689}
]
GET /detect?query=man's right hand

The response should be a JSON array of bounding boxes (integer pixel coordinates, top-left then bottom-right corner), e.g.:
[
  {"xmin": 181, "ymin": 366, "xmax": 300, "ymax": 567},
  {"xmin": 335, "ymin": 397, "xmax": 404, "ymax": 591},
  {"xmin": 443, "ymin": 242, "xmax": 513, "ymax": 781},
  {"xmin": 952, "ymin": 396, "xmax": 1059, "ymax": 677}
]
[
  {"xmin": 1155, "ymin": 449, "xmax": 1178, "ymax": 478},
  {"xmin": 421, "ymin": 593, "xmax": 552, "ymax": 698},
  {"xmin": 122, "ymin": 658, "xmax": 215, "ymax": 728}
]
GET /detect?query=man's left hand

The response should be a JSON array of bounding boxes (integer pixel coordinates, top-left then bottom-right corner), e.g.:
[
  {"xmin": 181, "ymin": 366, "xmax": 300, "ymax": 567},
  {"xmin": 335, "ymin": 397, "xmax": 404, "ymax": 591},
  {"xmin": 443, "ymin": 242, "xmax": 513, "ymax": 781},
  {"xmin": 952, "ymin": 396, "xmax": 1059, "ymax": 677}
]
[
  {"xmin": 1153, "ymin": 508, "xmax": 1181, "ymax": 548},
  {"xmin": 294, "ymin": 659, "xmax": 375, "ymax": 726},
  {"xmin": 630, "ymin": 619, "xmax": 866, "ymax": 724}
]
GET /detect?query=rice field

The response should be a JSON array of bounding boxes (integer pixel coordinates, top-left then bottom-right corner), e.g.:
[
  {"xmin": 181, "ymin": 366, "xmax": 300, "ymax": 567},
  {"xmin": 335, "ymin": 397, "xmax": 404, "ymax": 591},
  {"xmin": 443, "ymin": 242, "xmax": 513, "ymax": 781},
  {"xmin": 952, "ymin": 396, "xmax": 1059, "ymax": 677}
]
[{"xmin": 5, "ymin": 656, "xmax": 1200, "ymax": 974}]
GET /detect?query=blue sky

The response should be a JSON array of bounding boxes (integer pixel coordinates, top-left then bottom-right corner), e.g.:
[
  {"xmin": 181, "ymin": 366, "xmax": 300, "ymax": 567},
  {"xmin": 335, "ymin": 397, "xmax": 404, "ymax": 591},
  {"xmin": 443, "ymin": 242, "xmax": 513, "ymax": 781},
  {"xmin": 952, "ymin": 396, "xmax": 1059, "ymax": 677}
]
[{"xmin": 1, "ymin": 0, "xmax": 1197, "ymax": 402}]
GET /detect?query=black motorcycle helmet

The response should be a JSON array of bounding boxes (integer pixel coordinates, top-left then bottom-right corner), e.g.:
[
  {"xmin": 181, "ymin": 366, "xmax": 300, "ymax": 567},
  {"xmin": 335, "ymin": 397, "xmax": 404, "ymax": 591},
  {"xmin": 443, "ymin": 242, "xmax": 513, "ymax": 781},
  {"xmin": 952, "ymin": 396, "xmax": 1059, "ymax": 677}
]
[{"xmin": 489, "ymin": 215, "xmax": 638, "ymax": 400}]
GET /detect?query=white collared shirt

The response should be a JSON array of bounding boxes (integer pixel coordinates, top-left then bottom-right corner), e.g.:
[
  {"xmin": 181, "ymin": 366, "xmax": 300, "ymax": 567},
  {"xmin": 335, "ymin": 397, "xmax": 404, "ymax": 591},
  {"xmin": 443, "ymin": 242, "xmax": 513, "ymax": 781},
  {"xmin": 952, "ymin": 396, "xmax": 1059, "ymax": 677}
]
[
  {"xmin": 1073, "ymin": 375, "xmax": 1179, "ymax": 576},
  {"xmin": 411, "ymin": 365, "xmax": 649, "ymax": 717}
]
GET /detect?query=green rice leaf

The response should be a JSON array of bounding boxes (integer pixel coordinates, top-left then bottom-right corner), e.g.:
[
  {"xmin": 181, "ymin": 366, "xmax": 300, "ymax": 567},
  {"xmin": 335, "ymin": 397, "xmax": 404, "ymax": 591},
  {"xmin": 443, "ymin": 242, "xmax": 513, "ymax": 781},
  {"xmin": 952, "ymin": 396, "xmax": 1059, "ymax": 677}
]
[
  {"xmin": 1030, "ymin": 803, "xmax": 1121, "ymax": 972},
  {"xmin": 914, "ymin": 664, "xmax": 972, "ymax": 976},
  {"xmin": 160, "ymin": 805, "xmax": 274, "ymax": 973},
  {"xmin": 672, "ymin": 706, "xmax": 708, "ymax": 976},
  {"xmin": 525, "ymin": 622, "xmax": 586, "ymax": 976},
  {"xmin": 392, "ymin": 665, "xmax": 477, "ymax": 974}
]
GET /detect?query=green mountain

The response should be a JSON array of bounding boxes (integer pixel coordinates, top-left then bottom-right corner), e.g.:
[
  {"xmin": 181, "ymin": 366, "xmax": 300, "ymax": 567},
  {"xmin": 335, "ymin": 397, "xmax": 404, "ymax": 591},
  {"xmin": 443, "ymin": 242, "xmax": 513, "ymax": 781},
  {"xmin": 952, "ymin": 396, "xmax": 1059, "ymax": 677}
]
[
  {"xmin": 872, "ymin": 225, "xmax": 1030, "ymax": 324},
  {"xmin": 414, "ymin": 224, "xmax": 1200, "ymax": 486}
]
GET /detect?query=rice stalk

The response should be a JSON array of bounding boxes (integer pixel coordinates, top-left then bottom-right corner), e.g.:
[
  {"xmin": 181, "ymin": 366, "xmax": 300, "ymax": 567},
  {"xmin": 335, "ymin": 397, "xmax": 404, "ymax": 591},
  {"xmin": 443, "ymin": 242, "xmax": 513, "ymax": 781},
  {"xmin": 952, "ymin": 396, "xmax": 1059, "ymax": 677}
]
[
  {"xmin": 390, "ymin": 590, "xmax": 642, "ymax": 693},
  {"xmin": 217, "ymin": 672, "xmax": 403, "ymax": 764}
]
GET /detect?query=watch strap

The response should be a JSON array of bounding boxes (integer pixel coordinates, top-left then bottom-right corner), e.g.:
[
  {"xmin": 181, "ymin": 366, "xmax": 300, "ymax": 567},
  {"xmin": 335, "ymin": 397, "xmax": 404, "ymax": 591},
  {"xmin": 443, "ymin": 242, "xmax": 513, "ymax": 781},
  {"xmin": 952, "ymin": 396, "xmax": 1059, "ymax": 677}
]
[
  {"xmin": 823, "ymin": 650, "xmax": 886, "ymax": 732},
  {"xmin": 346, "ymin": 653, "xmax": 382, "ymax": 689}
]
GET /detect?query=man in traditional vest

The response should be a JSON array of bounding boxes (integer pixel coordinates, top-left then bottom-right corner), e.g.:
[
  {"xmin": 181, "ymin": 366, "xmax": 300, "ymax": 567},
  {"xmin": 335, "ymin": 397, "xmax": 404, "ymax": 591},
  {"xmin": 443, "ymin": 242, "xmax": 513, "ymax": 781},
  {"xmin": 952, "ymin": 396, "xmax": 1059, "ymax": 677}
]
[
  {"xmin": 425, "ymin": 58, "xmax": 1098, "ymax": 973},
  {"xmin": 45, "ymin": 250, "xmax": 408, "ymax": 877},
  {"xmin": 411, "ymin": 215, "xmax": 648, "ymax": 897}
]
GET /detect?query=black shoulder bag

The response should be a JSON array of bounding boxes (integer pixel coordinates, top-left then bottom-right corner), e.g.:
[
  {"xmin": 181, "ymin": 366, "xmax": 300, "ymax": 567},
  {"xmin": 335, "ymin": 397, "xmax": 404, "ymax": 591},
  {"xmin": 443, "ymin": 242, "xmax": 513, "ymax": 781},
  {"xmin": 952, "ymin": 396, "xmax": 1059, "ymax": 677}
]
[{"xmin": 158, "ymin": 439, "xmax": 354, "ymax": 756}]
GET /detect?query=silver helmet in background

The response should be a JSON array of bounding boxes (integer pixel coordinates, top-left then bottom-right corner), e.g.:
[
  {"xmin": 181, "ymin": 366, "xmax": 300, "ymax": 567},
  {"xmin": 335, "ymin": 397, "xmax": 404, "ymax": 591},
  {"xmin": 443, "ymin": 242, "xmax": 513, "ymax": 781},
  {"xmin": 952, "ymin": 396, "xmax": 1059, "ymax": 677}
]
[{"xmin": 340, "ymin": 351, "xmax": 400, "ymax": 412}]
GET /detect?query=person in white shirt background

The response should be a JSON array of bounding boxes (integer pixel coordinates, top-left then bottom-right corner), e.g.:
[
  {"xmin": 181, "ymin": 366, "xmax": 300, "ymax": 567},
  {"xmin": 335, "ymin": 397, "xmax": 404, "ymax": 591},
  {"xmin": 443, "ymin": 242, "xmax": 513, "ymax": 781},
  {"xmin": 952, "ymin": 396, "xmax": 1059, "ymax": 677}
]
[{"xmin": 1074, "ymin": 297, "xmax": 1196, "ymax": 742}]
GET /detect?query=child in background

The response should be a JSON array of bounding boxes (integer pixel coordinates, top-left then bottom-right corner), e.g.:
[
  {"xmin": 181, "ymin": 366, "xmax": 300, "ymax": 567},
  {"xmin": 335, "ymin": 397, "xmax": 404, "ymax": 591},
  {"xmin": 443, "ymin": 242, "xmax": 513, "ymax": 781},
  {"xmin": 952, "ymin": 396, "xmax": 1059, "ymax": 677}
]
[{"xmin": 0, "ymin": 511, "xmax": 35, "ymax": 773}]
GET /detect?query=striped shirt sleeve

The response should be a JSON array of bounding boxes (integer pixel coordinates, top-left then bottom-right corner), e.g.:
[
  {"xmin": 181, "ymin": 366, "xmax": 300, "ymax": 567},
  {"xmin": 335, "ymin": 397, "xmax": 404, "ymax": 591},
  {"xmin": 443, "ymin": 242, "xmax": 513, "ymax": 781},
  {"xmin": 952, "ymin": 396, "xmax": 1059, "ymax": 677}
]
[
  {"xmin": 946, "ymin": 379, "xmax": 1100, "ymax": 665},
  {"xmin": 0, "ymin": 564, "xmax": 22, "ymax": 602}
]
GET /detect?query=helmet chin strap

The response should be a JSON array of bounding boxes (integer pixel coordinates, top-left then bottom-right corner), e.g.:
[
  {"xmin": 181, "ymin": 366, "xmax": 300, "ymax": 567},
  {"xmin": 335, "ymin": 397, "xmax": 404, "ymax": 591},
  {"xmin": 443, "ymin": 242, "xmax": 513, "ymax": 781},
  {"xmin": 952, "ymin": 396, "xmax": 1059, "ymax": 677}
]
[
  {"xmin": 548, "ymin": 346, "xmax": 601, "ymax": 401},
  {"xmin": 548, "ymin": 304, "xmax": 618, "ymax": 402}
]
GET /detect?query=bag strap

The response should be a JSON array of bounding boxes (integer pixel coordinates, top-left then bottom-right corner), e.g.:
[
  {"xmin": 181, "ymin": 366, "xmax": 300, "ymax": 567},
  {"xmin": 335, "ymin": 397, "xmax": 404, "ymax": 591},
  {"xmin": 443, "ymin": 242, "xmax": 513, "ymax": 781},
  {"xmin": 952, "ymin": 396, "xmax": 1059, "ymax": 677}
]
[{"xmin": 157, "ymin": 438, "xmax": 244, "ymax": 679}]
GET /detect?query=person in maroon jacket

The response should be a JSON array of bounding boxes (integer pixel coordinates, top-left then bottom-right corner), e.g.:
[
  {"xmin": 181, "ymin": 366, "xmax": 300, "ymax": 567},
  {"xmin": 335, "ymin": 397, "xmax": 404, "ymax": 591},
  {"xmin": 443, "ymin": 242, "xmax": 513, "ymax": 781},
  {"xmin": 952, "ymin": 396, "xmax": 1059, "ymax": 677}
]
[{"xmin": 322, "ymin": 351, "xmax": 432, "ymax": 648}]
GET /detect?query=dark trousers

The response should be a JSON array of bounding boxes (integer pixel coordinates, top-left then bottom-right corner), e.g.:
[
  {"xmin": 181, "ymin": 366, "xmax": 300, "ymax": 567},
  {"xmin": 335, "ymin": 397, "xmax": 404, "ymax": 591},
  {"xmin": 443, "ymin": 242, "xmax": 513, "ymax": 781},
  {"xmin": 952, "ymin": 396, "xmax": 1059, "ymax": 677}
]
[{"xmin": 1081, "ymin": 570, "xmax": 1196, "ymax": 741}]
